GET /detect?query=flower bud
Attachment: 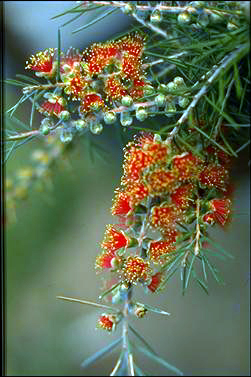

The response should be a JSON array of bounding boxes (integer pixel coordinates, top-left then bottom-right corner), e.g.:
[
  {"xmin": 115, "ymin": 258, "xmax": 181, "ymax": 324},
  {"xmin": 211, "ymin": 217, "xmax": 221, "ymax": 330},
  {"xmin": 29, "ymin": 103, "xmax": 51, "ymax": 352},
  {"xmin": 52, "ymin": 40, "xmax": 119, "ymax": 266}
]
[
  {"xmin": 89, "ymin": 122, "xmax": 103, "ymax": 134},
  {"xmin": 135, "ymin": 107, "xmax": 148, "ymax": 122},
  {"xmin": 132, "ymin": 303, "xmax": 148, "ymax": 318},
  {"xmin": 150, "ymin": 8, "xmax": 163, "ymax": 24},
  {"xmin": 123, "ymin": 3, "xmax": 136, "ymax": 14},
  {"xmin": 121, "ymin": 95, "xmax": 133, "ymax": 107},
  {"xmin": 166, "ymin": 81, "xmax": 178, "ymax": 93},
  {"xmin": 120, "ymin": 111, "xmax": 133, "ymax": 127},
  {"xmin": 74, "ymin": 119, "xmax": 87, "ymax": 130},
  {"xmin": 60, "ymin": 129, "xmax": 73, "ymax": 143},
  {"xmin": 178, "ymin": 12, "xmax": 191, "ymax": 25},
  {"xmin": 154, "ymin": 93, "xmax": 166, "ymax": 107},
  {"xmin": 59, "ymin": 110, "xmax": 70, "ymax": 121},
  {"xmin": 104, "ymin": 111, "xmax": 117, "ymax": 125}
]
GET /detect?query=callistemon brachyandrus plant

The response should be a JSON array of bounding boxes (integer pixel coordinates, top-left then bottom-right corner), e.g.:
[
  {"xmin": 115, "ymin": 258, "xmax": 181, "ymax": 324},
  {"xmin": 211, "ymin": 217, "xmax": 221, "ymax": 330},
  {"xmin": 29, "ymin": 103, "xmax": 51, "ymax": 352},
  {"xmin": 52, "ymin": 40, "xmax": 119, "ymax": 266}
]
[{"xmin": 5, "ymin": 1, "xmax": 250, "ymax": 375}]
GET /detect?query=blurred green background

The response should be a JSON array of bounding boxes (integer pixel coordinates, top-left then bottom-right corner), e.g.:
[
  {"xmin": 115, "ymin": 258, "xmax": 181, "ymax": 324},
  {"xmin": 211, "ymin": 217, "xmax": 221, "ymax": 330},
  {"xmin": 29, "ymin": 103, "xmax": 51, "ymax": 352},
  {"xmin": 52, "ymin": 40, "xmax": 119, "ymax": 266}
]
[{"xmin": 4, "ymin": 2, "xmax": 250, "ymax": 376}]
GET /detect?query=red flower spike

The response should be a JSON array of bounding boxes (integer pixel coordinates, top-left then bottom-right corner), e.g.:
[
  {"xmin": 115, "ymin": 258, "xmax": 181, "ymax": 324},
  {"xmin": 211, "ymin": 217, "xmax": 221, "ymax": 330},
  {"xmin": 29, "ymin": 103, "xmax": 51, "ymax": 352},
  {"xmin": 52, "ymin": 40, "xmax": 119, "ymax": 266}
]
[
  {"xmin": 101, "ymin": 225, "xmax": 130, "ymax": 252},
  {"xmin": 95, "ymin": 249, "xmax": 116, "ymax": 270},
  {"xmin": 209, "ymin": 198, "xmax": 231, "ymax": 226},
  {"xmin": 122, "ymin": 146, "xmax": 153, "ymax": 183},
  {"xmin": 111, "ymin": 189, "xmax": 132, "ymax": 216},
  {"xmin": 125, "ymin": 181, "xmax": 149, "ymax": 208},
  {"xmin": 144, "ymin": 168, "xmax": 178, "ymax": 195},
  {"xmin": 162, "ymin": 228, "xmax": 179, "ymax": 243},
  {"xmin": 122, "ymin": 55, "xmax": 141, "ymax": 80},
  {"xmin": 105, "ymin": 76, "xmax": 127, "ymax": 101},
  {"xmin": 80, "ymin": 93, "xmax": 105, "ymax": 113},
  {"xmin": 122, "ymin": 256, "xmax": 152, "ymax": 284},
  {"xmin": 25, "ymin": 48, "xmax": 56, "ymax": 76},
  {"xmin": 147, "ymin": 272, "xmax": 164, "ymax": 293},
  {"xmin": 97, "ymin": 314, "xmax": 117, "ymax": 332},
  {"xmin": 199, "ymin": 164, "xmax": 229, "ymax": 191},
  {"xmin": 150, "ymin": 205, "xmax": 180, "ymax": 230},
  {"xmin": 148, "ymin": 240, "xmax": 176, "ymax": 264},
  {"xmin": 172, "ymin": 152, "xmax": 204, "ymax": 181},
  {"xmin": 117, "ymin": 32, "xmax": 145, "ymax": 60},
  {"xmin": 64, "ymin": 71, "xmax": 88, "ymax": 100},
  {"xmin": 83, "ymin": 42, "xmax": 119, "ymax": 75},
  {"xmin": 170, "ymin": 183, "xmax": 195, "ymax": 209},
  {"xmin": 205, "ymin": 145, "xmax": 232, "ymax": 168},
  {"xmin": 61, "ymin": 48, "xmax": 82, "ymax": 73},
  {"xmin": 202, "ymin": 212, "xmax": 215, "ymax": 225}
]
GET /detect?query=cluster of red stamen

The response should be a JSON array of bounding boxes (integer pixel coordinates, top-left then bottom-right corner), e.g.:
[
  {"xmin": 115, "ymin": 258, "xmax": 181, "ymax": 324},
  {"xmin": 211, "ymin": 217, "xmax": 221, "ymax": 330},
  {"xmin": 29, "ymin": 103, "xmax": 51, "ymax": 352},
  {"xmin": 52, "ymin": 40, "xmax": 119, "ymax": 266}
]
[
  {"xmin": 25, "ymin": 32, "xmax": 147, "ymax": 122},
  {"xmin": 97, "ymin": 132, "xmax": 233, "ymax": 297}
]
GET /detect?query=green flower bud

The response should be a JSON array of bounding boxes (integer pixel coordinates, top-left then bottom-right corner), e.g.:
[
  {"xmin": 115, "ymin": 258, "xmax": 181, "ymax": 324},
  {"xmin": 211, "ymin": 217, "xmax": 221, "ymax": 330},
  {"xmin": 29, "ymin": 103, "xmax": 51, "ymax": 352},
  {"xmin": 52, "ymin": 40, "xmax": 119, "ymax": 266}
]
[
  {"xmin": 178, "ymin": 97, "xmax": 190, "ymax": 108},
  {"xmin": 120, "ymin": 111, "xmax": 133, "ymax": 126},
  {"xmin": 150, "ymin": 8, "xmax": 162, "ymax": 24},
  {"xmin": 103, "ymin": 111, "xmax": 117, "ymax": 125},
  {"xmin": 154, "ymin": 93, "xmax": 166, "ymax": 107},
  {"xmin": 178, "ymin": 12, "xmax": 191, "ymax": 25},
  {"xmin": 60, "ymin": 129, "xmax": 73, "ymax": 143},
  {"xmin": 173, "ymin": 76, "xmax": 185, "ymax": 87},
  {"xmin": 135, "ymin": 107, "xmax": 148, "ymax": 122},
  {"xmin": 89, "ymin": 122, "xmax": 103, "ymax": 134},
  {"xmin": 74, "ymin": 119, "xmax": 87, "ymax": 130},
  {"xmin": 123, "ymin": 3, "xmax": 136, "ymax": 14},
  {"xmin": 121, "ymin": 95, "xmax": 133, "ymax": 107},
  {"xmin": 59, "ymin": 110, "xmax": 70, "ymax": 121}
]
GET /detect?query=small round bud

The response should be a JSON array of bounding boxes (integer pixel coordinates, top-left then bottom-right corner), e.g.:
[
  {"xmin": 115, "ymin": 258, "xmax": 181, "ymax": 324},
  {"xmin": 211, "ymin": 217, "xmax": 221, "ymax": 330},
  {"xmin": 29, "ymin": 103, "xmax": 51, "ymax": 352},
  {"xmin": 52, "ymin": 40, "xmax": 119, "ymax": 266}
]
[
  {"xmin": 227, "ymin": 21, "xmax": 238, "ymax": 31},
  {"xmin": 178, "ymin": 97, "xmax": 190, "ymax": 108},
  {"xmin": 104, "ymin": 111, "xmax": 117, "ymax": 125},
  {"xmin": 120, "ymin": 111, "xmax": 133, "ymax": 127},
  {"xmin": 61, "ymin": 64, "xmax": 71, "ymax": 73},
  {"xmin": 74, "ymin": 119, "xmax": 87, "ymax": 130},
  {"xmin": 90, "ymin": 122, "xmax": 103, "ymax": 134},
  {"xmin": 173, "ymin": 76, "xmax": 185, "ymax": 87},
  {"xmin": 166, "ymin": 81, "xmax": 178, "ymax": 93},
  {"xmin": 121, "ymin": 95, "xmax": 133, "ymax": 107},
  {"xmin": 178, "ymin": 12, "xmax": 191, "ymax": 25},
  {"xmin": 165, "ymin": 102, "xmax": 177, "ymax": 116},
  {"xmin": 135, "ymin": 107, "xmax": 148, "ymax": 122},
  {"xmin": 143, "ymin": 85, "xmax": 155, "ymax": 96},
  {"xmin": 59, "ymin": 110, "xmax": 70, "ymax": 121},
  {"xmin": 123, "ymin": 3, "xmax": 136, "ymax": 14},
  {"xmin": 150, "ymin": 8, "xmax": 162, "ymax": 24},
  {"xmin": 154, "ymin": 93, "xmax": 166, "ymax": 107},
  {"xmin": 40, "ymin": 118, "xmax": 53, "ymax": 135},
  {"xmin": 197, "ymin": 14, "xmax": 209, "ymax": 27},
  {"xmin": 209, "ymin": 11, "xmax": 223, "ymax": 24},
  {"xmin": 60, "ymin": 129, "xmax": 73, "ymax": 143},
  {"xmin": 133, "ymin": 304, "xmax": 148, "ymax": 318}
]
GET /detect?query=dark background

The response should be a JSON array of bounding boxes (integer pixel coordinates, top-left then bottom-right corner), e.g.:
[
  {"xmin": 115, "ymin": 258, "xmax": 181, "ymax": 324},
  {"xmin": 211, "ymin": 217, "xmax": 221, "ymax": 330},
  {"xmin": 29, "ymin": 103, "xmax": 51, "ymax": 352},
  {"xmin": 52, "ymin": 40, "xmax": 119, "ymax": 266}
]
[{"xmin": 4, "ymin": 2, "xmax": 250, "ymax": 376}]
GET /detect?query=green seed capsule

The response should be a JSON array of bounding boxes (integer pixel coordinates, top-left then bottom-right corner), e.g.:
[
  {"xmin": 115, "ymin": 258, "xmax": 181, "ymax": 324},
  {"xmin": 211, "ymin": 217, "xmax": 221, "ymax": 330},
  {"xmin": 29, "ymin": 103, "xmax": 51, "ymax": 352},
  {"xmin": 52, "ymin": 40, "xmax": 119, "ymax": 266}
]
[
  {"xmin": 178, "ymin": 97, "xmax": 190, "ymax": 108},
  {"xmin": 74, "ymin": 119, "xmax": 87, "ymax": 130}
]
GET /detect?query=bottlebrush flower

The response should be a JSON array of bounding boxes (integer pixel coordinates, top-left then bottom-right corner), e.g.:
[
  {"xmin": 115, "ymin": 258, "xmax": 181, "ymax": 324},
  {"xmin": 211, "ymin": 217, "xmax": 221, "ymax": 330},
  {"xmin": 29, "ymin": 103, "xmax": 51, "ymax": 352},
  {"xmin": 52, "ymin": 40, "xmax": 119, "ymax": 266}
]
[
  {"xmin": 83, "ymin": 42, "xmax": 119, "ymax": 75},
  {"xmin": 148, "ymin": 239, "xmax": 176, "ymax": 264},
  {"xmin": 122, "ymin": 256, "xmax": 152, "ymax": 284},
  {"xmin": 209, "ymin": 198, "xmax": 231, "ymax": 226},
  {"xmin": 25, "ymin": 48, "xmax": 56, "ymax": 77},
  {"xmin": 117, "ymin": 32, "xmax": 145, "ymax": 60},
  {"xmin": 147, "ymin": 272, "xmax": 164, "ymax": 293},
  {"xmin": 101, "ymin": 225, "xmax": 133, "ymax": 252},
  {"xmin": 105, "ymin": 76, "xmax": 127, "ymax": 101},
  {"xmin": 150, "ymin": 205, "xmax": 180, "ymax": 231},
  {"xmin": 122, "ymin": 145, "xmax": 153, "ymax": 182},
  {"xmin": 64, "ymin": 70, "xmax": 88, "ymax": 100},
  {"xmin": 80, "ymin": 93, "xmax": 105, "ymax": 113},
  {"xmin": 97, "ymin": 314, "xmax": 117, "ymax": 332},
  {"xmin": 199, "ymin": 164, "xmax": 229, "ymax": 191},
  {"xmin": 125, "ymin": 181, "xmax": 149, "ymax": 208},
  {"xmin": 144, "ymin": 168, "xmax": 178, "ymax": 195},
  {"xmin": 170, "ymin": 183, "xmax": 195, "ymax": 209},
  {"xmin": 111, "ymin": 189, "xmax": 132, "ymax": 216},
  {"xmin": 129, "ymin": 79, "xmax": 147, "ymax": 99},
  {"xmin": 60, "ymin": 47, "xmax": 82, "ymax": 74},
  {"xmin": 95, "ymin": 249, "xmax": 116, "ymax": 270},
  {"xmin": 39, "ymin": 94, "xmax": 66, "ymax": 116},
  {"xmin": 172, "ymin": 152, "xmax": 203, "ymax": 181},
  {"xmin": 202, "ymin": 212, "xmax": 215, "ymax": 225},
  {"xmin": 205, "ymin": 145, "xmax": 232, "ymax": 168}
]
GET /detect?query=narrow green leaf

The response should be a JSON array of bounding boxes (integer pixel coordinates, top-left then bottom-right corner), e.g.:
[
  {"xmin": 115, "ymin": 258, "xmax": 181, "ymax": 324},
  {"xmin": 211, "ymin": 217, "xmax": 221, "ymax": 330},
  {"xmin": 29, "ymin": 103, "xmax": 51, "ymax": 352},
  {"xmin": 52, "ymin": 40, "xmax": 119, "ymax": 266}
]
[
  {"xmin": 57, "ymin": 28, "xmax": 61, "ymax": 82},
  {"xmin": 185, "ymin": 253, "xmax": 196, "ymax": 290},
  {"xmin": 134, "ymin": 364, "xmax": 146, "ymax": 377},
  {"xmin": 193, "ymin": 273, "xmax": 209, "ymax": 295},
  {"xmin": 235, "ymin": 139, "xmax": 251, "ymax": 154},
  {"xmin": 129, "ymin": 325, "xmax": 158, "ymax": 357},
  {"xmin": 81, "ymin": 337, "xmax": 122, "ymax": 369},
  {"xmin": 98, "ymin": 282, "xmax": 121, "ymax": 300},
  {"xmin": 203, "ymin": 236, "xmax": 234, "ymax": 259},
  {"xmin": 203, "ymin": 256, "xmax": 225, "ymax": 285},
  {"xmin": 16, "ymin": 74, "xmax": 41, "ymax": 85},
  {"xmin": 233, "ymin": 62, "xmax": 243, "ymax": 99},
  {"xmin": 72, "ymin": 7, "xmax": 118, "ymax": 34},
  {"xmin": 135, "ymin": 345, "xmax": 183, "ymax": 376},
  {"xmin": 204, "ymin": 95, "xmax": 238, "ymax": 127},
  {"xmin": 110, "ymin": 352, "xmax": 124, "ymax": 376}
]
